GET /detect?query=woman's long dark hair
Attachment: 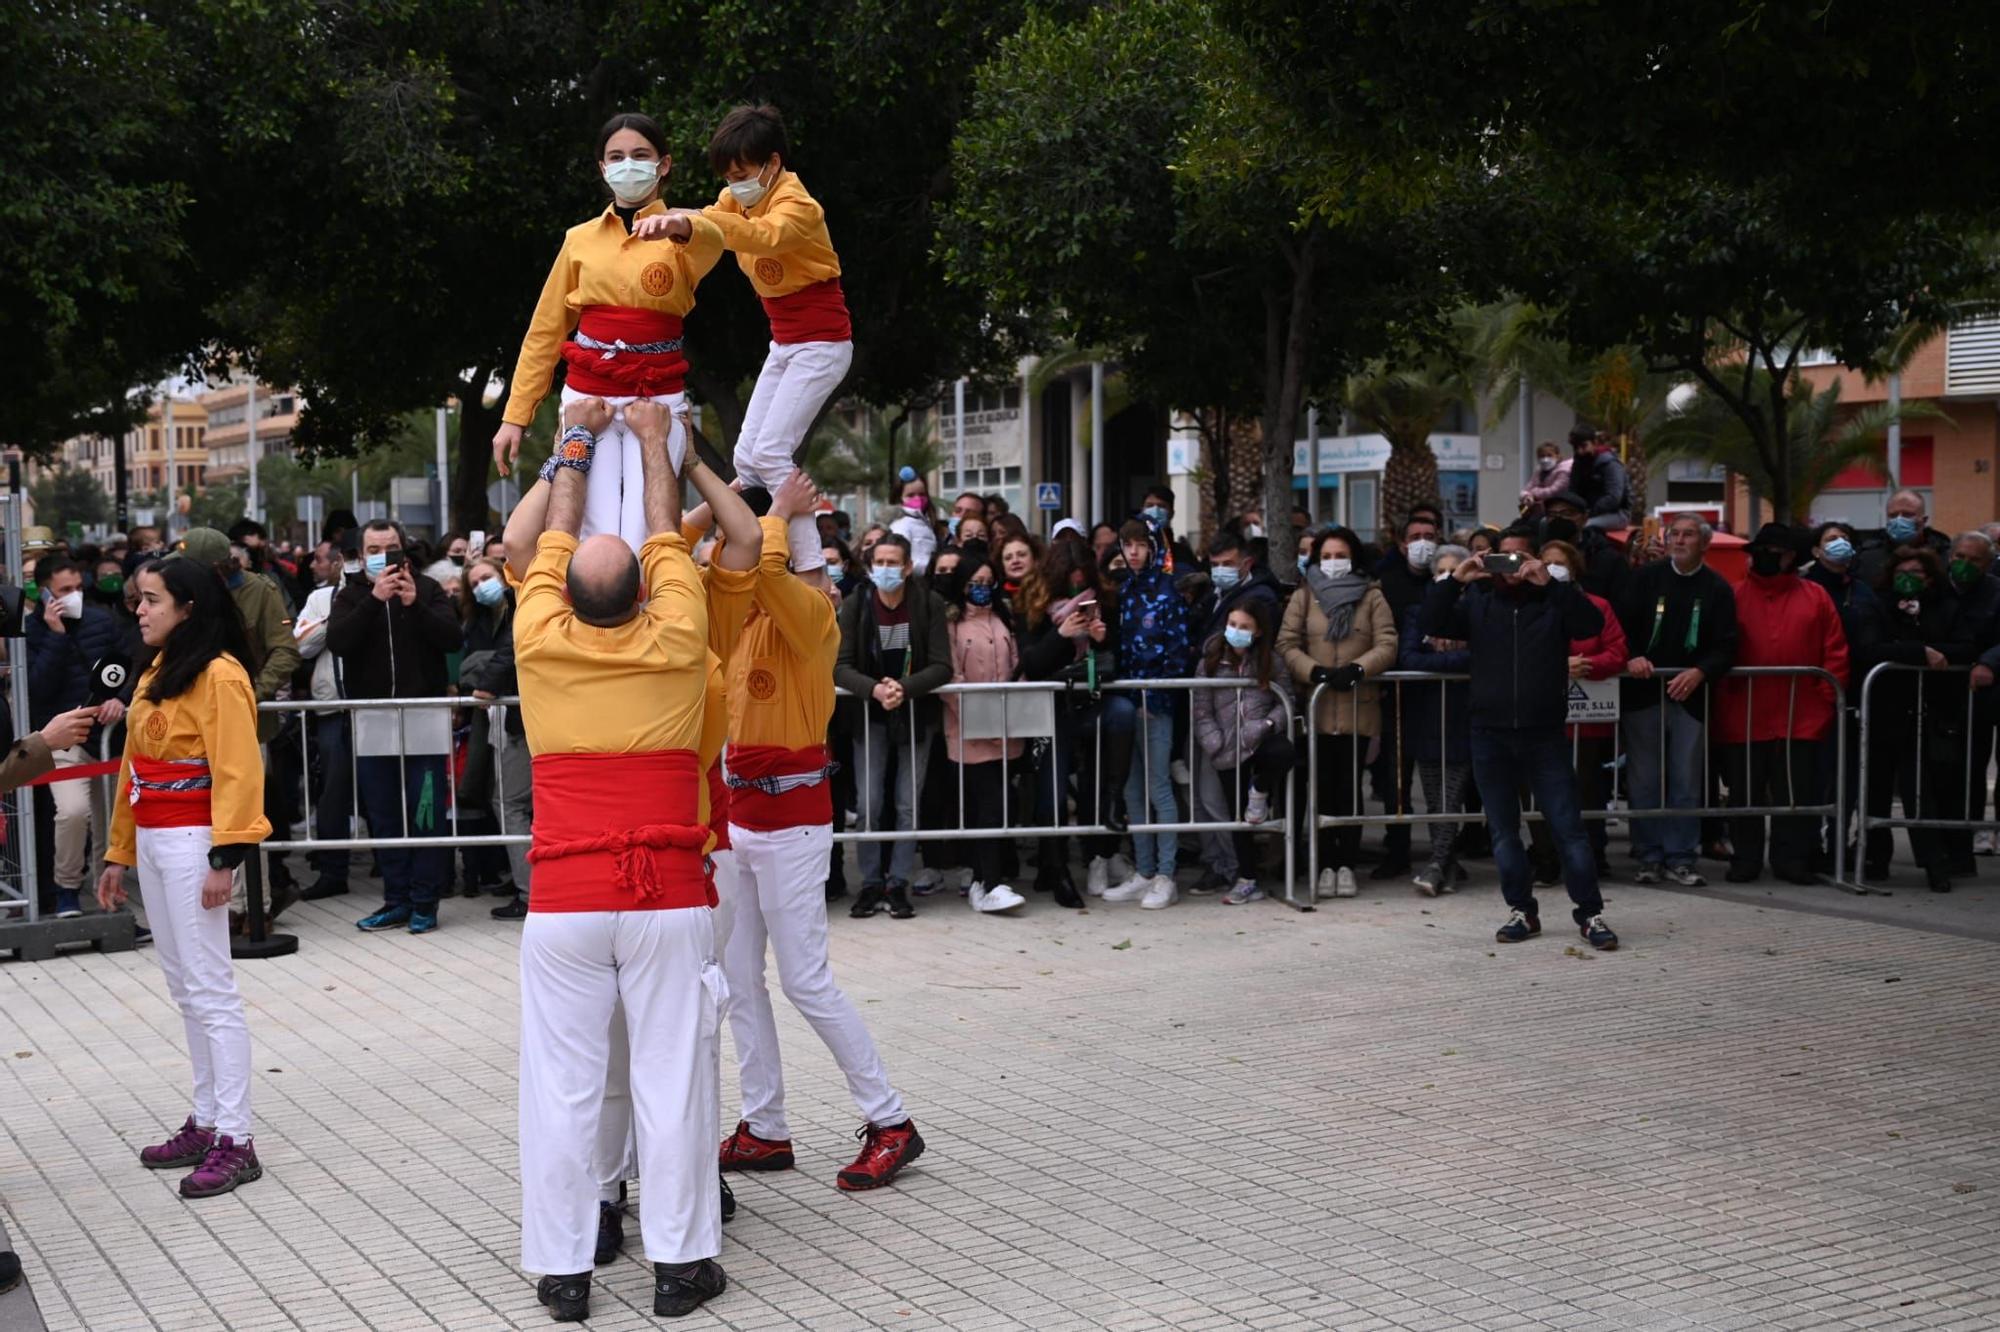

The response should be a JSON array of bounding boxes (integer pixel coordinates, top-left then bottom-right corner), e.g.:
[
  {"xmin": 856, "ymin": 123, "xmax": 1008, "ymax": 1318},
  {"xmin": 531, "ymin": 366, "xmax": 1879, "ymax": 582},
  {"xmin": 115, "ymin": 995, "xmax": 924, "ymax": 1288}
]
[
  {"xmin": 139, "ymin": 559, "xmax": 259, "ymax": 703},
  {"xmin": 945, "ymin": 554, "xmax": 1017, "ymax": 635},
  {"xmin": 1037, "ymin": 534, "xmax": 1113, "ymax": 630},
  {"xmin": 1202, "ymin": 597, "xmax": 1275, "ymax": 689}
]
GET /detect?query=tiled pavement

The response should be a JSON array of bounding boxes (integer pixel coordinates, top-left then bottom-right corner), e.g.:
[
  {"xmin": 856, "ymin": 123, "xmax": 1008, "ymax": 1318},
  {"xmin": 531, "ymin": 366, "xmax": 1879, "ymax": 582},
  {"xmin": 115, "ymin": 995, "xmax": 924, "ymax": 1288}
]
[{"xmin": 1, "ymin": 855, "xmax": 1996, "ymax": 1331}]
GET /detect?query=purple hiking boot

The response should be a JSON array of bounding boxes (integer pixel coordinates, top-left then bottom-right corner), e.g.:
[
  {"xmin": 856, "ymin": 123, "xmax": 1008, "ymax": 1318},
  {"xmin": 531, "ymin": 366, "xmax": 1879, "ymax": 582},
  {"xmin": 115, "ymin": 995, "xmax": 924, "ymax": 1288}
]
[
  {"xmin": 179, "ymin": 1135, "xmax": 262, "ymax": 1198},
  {"xmin": 139, "ymin": 1117, "xmax": 213, "ymax": 1170}
]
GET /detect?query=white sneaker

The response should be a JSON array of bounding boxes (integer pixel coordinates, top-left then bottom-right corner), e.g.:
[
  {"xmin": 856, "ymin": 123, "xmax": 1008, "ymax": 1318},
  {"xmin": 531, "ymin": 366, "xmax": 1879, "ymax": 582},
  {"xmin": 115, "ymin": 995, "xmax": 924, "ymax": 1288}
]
[
  {"xmin": 911, "ymin": 867, "xmax": 941, "ymax": 890},
  {"xmin": 1169, "ymin": 758, "xmax": 1192, "ymax": 786},
  {"xmin": 978, "ymin": 884, "xmax": 1025, "ymax": 913},
  {"xmin": 1086, "ymin": 857, "xmax": 1110, "ymax": 896},
  {"xmin": 966, "ymin": 883, "xmax": 987, "ymax": 912},
  {"xmin": 1243, "ymin": 786, "xmax": 1270, "ymax": 825},
  {"xmin": 1315, "ymin": 867, "xmax": 1338, "ymax": 900},
  {"xmin": 1223, "ymin": 878, "xmax": 1265, "ymax": 905},
  {"xmin": 1334, "ymin": 867, "xmax": 1358, "ymax": 898},
  {"xmin": 1139, "ymin": 874, "xmax": 1179, "ymax": 909},
  {"xmin": 1108, "ymin": 853, "xmax": 1136, "ymax": 884},
  {"xmin": 1102, "ymin": 872, "xmax": 1153, "ymax": 903}
]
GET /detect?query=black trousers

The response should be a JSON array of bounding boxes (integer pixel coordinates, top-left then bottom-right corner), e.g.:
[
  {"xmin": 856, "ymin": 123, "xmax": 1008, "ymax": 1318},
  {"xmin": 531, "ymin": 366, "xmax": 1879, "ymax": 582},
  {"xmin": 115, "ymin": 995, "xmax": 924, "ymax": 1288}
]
[
  {"xmin": 1721, "ymin": 740, "xmax": 1818, "ymax": 874},
  {"xmin": 1314, "ymin": 734, "xmax": 1363, "ymax": 871},
  {"xmin": 1865, "ymin": 734, "xmax": 1948, "ymax": 872}
]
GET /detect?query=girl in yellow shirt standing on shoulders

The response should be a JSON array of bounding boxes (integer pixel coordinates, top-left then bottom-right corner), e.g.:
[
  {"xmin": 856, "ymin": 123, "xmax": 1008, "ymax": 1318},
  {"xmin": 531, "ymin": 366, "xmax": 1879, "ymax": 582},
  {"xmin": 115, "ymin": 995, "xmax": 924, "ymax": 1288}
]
[
  {"xmin": 97, "ymin": 556, "xmax": 272, "ymax": 1200},
  {"xmin": 493, "ymin": 113, "xmax": 726, "ymax": 549}
]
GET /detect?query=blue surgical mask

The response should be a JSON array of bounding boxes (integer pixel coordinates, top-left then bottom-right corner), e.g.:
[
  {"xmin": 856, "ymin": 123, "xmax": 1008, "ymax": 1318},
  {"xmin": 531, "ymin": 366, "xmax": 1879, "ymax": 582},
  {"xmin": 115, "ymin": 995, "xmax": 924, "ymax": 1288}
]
[
  {"xmin": 602, "ymin": 157, "xmax": 660, "ymax": 206},
  {"xmin": 1223, "ymin": 625, "xmax": 1254, "ymax": 651},
  {"xmin": 871, "ymin": 566, "xmax": 905, "ymax": 593},
  {"xmin": 947, "ymin": 515, "xmax": 961, "ymax": 537},
  {"xmin": 1822, "ymin": 536, "xmax": 1855, "ymax": 565},
  {"xmin": 1142, "ymin": 505, "xmax": 1169, "ymax": 525},
  {"xmin": 1297, "ymin": 556, "xmax": 1310, "ymax": 574},
  {"xmin": 827, "ymin": 565, "xmax": 845, "ymax": 586},
  {"xmin": 364, "ymin": 552, "xmax": 389, "ymax": 580},
  {"xmin": 473, "ymin": 578, "xmax": 505, "ymax": 607},
  {"xmin": 1211, "ymin": 564, "xmax": 1241, "ymax": 591},
  {"xmin": 1886, "ymin": 515, "xmax": 1920, "ymax": 543},
  {"xmin": 966, "ymin": 582, "xmax": 994, "ymax": 607}
]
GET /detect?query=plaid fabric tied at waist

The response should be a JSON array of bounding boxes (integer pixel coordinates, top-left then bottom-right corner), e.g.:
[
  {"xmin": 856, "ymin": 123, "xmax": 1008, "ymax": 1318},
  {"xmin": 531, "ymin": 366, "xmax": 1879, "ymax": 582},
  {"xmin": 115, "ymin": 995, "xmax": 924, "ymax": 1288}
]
[
  {"xmin": 572, "ymin": 329, "xmax": 685, "ymax": 358},
  {"xmin": 130, "ymin": 757, "xmax": 213, "ymax": 794},
  {"xmin": 723, "ymin": 762, "xmax": 836, "ymax": 796}
]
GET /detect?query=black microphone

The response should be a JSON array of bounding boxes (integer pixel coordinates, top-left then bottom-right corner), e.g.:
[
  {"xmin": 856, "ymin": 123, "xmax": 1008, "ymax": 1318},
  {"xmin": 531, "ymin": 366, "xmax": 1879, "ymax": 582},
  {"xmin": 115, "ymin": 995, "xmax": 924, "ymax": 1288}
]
[{"xmin": 88, "ymin": 653, "xmax": 132, "ymax": 705}]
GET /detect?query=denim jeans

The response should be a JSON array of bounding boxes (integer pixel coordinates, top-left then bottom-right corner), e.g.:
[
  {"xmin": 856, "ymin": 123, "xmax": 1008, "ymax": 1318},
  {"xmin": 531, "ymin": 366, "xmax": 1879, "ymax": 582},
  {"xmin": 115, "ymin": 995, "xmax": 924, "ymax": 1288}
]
[
  {"xmin": 312, "ymin": 712, "xmax": 353, "ymax": 882},
  {"xmin": 1120, "ymin": 703, "xmax": 1178, "ymax": 877},
  {"xmin": 1469, "ymin": 726, "xmax": 1603, "ymax": 922},
  {"xmin": 355, "ymin": 754, "xmax": 449, "ymax": 909},
  {"xmin": 1622, "ymin": 699, "xmax": 1705, "ymax": 868},
  {"xmin": 857, "ymin": 715, "xmax": 928, "ymax": 887}
]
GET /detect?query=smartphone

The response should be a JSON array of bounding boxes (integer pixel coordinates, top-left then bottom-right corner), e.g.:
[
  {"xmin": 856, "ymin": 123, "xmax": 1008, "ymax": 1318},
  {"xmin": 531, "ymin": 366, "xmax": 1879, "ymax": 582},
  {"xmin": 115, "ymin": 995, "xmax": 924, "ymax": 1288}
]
[
  {"xmin": 1484, "ymin": 552, "xmax": 1524, "ymax": 577},
  {"xmin": 384, "ymin": 550, "xmax": 409, "ymax": 571},
  {"xmin": 1072, "ymin": 598, "xmax": 1099, "ymax": 617},
  {"xmin": 469, "ymin": 529, "xmax": 486, "ymax": 554}
]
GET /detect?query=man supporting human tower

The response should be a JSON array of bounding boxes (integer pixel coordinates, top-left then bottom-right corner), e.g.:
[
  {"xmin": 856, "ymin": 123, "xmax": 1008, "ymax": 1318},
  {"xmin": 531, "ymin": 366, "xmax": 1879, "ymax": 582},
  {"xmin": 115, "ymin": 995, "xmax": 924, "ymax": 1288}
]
[
  {"xmin": 510, "ymin": 394, "xmax": 728, "ymax": 1322},
  {"xmin": 717, "ymin": 468, "xmax": 925, "ymax": 1190}
]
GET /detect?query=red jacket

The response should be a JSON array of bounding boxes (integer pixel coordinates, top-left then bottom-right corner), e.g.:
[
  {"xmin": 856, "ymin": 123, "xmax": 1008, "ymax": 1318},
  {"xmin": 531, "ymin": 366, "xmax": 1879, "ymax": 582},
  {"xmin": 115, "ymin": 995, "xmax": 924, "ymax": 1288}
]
[
  {"xmin": 1568, "ymin": 590, "xmax": 1629, "ymax": 740},
  {"xmin": 1715, "ymin": 574, "xmax": 1849, "ymax": 742}
]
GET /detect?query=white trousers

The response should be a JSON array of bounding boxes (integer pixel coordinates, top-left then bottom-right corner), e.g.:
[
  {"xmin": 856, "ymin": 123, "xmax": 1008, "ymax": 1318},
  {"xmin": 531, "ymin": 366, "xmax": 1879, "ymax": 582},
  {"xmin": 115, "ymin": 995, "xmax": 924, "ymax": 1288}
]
[
  {"xmin": 558, "ymin": 384, "xmax": 687, "ymax": 552},
  {"xmin": 519, "ymin": 908, "xmax": 720, "ymax": 1274},
  {"xmin": 137, "ymin": 826, "xmax": 252, "ymax": 1139},
  {"xmin": 732, "ymin": 339, "xmax": 854, "ymax": 572},
  {"xmin": 592, "ymin": 851, "xmax": 734, "ymax": 1203},
  {"xmin": 721, "ymin": 823, "xmax": 904, "ymax": 1140}
]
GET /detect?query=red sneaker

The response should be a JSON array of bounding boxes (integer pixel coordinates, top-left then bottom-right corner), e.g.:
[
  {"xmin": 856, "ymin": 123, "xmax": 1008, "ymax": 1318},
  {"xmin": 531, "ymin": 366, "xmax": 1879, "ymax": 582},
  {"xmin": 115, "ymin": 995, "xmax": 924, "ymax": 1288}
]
[
  {"xmin": 718, "ymin": 1120, "xmax": 795, "ymax": 1172},
  {"xmin": 836, "ymin": 1119, "xmax": 925, "ymax": 1191}
]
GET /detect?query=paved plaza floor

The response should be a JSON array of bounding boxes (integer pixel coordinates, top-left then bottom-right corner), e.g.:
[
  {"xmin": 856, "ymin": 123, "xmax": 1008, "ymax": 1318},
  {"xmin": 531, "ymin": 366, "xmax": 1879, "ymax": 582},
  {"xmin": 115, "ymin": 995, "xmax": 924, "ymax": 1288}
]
[{"xmin": 0, "ymin": 853, "xmax": 1995, "ymax": 1331}]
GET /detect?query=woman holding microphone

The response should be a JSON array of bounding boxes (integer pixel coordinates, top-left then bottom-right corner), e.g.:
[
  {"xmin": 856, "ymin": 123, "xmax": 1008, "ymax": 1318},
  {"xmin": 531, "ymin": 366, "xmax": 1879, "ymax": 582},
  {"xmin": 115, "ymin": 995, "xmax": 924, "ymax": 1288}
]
[{"xmin": 96, "ymin": 556, "xmax": 270, "ymax": 1199}]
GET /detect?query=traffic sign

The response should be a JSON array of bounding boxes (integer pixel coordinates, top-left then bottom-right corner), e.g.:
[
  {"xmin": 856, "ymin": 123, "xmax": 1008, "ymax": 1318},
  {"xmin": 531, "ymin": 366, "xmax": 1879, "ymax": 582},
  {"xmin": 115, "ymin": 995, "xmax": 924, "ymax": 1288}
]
[{"xmin": 1036, "ymin": 482, "xmax": 1063, "ymax": 510}]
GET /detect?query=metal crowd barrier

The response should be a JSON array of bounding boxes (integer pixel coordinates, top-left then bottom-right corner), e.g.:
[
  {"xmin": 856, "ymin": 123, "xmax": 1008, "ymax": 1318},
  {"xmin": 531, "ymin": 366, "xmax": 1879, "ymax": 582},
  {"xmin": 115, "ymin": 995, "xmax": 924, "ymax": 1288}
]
[
  {"xmin": 1854, "ymin": 661, "xmax": 1996, "ymax": 893},
  {"xmin": 1304, "ymin": 666, "xmax": 1849, "ymax": 896},
  {"xmin": 244, "ymin": 677, "xmax": 1308, "ymax": 908}
]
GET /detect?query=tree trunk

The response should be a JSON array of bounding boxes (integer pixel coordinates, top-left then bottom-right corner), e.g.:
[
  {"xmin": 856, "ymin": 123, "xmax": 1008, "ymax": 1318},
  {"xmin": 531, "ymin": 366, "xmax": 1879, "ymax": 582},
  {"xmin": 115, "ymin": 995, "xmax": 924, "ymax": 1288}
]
[
  {"xmin": 686, "ymin": 363, "xmax": 748, "ymax": 468},
  {"xmin": 1259, "ymin": 237, "xmax": 1318, "ymax": 568},
  {"xmin": 454, "ymin": 366, "xmax": 500, "ymax": 533},
  {"xmin": 1617, "ymin": 430, "xmax": 1649, "ymax": 527},
  {"xmin": 1380, "ymin": 436, "xmax": 1440, "ymax": 541}
]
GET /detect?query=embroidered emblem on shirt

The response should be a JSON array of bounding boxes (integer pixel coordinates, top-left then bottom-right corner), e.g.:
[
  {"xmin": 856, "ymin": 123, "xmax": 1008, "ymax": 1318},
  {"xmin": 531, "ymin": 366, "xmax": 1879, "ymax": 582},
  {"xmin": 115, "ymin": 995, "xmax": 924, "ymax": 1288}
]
[
  {"xmin": 755, "ymin": 257, "xmax": 785, "ymax": 286},
  {"xmin": 145, "ymin": 711, "xmax": 168, "ymax": 740},
  {"xmin": 640, "ymin": 262, "xmax": 674, "ymax": 296},
  {"xmin": 747, "ymin": 668, "xmax": 778, "ymax": 701}
]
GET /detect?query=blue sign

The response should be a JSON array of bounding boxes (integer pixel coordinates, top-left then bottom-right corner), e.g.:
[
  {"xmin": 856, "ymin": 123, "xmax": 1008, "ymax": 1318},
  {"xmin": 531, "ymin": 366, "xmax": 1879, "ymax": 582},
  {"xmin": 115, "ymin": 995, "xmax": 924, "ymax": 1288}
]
[{"xmin": 1036, "ymin": 482, "xmax": 1063, "ymax": 510}]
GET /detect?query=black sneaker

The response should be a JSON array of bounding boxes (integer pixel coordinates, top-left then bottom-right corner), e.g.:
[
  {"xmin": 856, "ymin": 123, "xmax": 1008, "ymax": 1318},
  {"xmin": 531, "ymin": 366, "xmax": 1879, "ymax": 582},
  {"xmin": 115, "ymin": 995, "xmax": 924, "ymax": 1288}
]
[
  {"xmin": 1051, "ymin": 875, "xmax": 1085, "ymax": 909},
  {"xmin": 886, "ymin": 882, "xmax": 916, "ymax": 919},
  {"xmin": 1632, "ymin": 863, "xmax": 1663, "ymax": 885},
  {"xmin": 537, "ymin": 1272, "xmax": 590, "ymax": 1322},
  {"xmin": 1495, "ymin": 909, "xmax": 1540, "ymax": 943},
  {"xmin": 849, "ymin": 885, "xmax": 885, "ymax": 919},
  {"xmin": 490, "ymin": 897, "xmax": 529, "ymax": 921},
  {"xmin": 593, "ymin": 1200, "xmax": 624, "ymax": 1266},
  {"xmin": 720, "ymin": 1173, "xmax": 735, "ymax": 1224},
  {"xmin": 654, "ymin": 1258, "xmax": 727, "ymax": 1318},
  {"xmin": 300, "ymin": 877, "xmax": 349, "ymax": 901},
  {"xmin": 1579, "ymin": 914, "xmax": 1619, "ymax": 950},
  {"xmin": 0, "ymin": 1249, "xmax": 20, "ymax": 1294}
]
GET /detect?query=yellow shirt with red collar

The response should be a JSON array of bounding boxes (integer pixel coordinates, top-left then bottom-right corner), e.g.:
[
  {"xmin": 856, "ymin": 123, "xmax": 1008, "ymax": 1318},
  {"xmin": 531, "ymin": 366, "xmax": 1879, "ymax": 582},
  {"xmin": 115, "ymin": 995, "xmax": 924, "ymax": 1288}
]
[
  {"xmin": 725, "ymin": 516, "xmax": 841, "ymax": 829},
  {"xmin": 702, "ymin": 171, "xmax": 851, "ymax": 344},
  {"xmin": 502, "ymin": 201, "xmax": 726, "ymax": 427},
  {"xmin": 513, "ymin": 528, "xmax": 713, "ymax": 910},
  {"xmin": 107, "ymin": 655, "xmax": 270, "ymax": 868}
]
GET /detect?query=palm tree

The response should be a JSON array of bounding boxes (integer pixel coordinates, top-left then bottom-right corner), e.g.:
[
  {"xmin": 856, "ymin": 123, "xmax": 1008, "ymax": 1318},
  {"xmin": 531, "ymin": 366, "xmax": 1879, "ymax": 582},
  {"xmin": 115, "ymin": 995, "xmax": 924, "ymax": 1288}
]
[
  {"xmin": 801, "ymin": 409, "xmax": 942, "ymax": 522},
  {"xmin": 1464, "ymin": 301, "xmax": 1679, "ymax": 524},
  {"xmin": 1345, "ymin": 355, "xmax": 1470, "ymax": 532},
  {"xmin": 1646, "ymin": 371, "xmax": 1948, "ymax": 522}
]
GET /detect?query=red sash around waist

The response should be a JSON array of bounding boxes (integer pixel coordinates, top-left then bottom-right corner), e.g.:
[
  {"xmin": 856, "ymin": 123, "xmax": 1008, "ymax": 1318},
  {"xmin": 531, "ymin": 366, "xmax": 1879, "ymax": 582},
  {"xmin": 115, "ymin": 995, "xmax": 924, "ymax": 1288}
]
[
  {"xmin": 528, "ymin": 750, "xmax": 712, "ymax": 912},
  {"xmin": 762, "ymin": 279, "xmax": 851, "ymax": 345},
  {"xmin": 129, "ymin": 754, "xmax": 213, "ymax": 829},
  {"xmin": 725, "ymin": 743, "xmax": 833, "ymax": 832},
  {"xmin": 561, "ymin": 306, "xmax": 689, "ymax": 398},
  {"xmin": 706, "ymin": 760, "xmax": 730, "ymax": 853}
]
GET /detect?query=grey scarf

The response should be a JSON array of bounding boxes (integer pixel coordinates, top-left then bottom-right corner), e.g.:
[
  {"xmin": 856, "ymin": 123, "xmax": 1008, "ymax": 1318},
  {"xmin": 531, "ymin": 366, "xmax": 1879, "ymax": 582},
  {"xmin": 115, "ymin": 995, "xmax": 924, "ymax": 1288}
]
[{"xmin": 1303, "ymin": 568, "xmax": 1368, "ymax": 642}]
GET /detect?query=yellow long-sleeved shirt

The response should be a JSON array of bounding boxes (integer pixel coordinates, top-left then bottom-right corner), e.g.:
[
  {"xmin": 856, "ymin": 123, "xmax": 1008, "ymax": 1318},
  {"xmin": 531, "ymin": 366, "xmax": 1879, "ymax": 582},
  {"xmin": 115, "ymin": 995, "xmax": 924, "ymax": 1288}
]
[
  {"xmin": 107, "ymin": 655, "xmax": 271, "ymax": 867},
  {"xmin": 727, "ymin": 517, "xmax": 839, "ymax": 749},
  {"xmin": 702, "ymin": 171, "xmax": 842, "ymax": 297},
  {"xmin": 514, "ymin": 530, "xmax": 709, "ymax": 755},
  {"xmin": 501, "ymin": 202, "xmax": 726, "ymax": 427}
]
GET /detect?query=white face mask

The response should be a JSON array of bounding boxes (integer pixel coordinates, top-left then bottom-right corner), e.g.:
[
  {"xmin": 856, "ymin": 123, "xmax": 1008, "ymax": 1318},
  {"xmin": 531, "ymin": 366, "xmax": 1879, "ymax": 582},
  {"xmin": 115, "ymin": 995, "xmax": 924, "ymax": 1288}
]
[
  {"xmin": 602, "ymin": 157, "xmax": 660, "ymax": 205},
  {"xmin": 1319, "ymin": 557, "xmax": 1352, "ymax": 579},
  {"xmin": 1547, "ymin": 563, "xmax": 1572, "ymax": 583},
  {"xmin": 727, "ymin": 161, "xmax": 775, "ymax": 209},
  {"xmin": 55, "ymin": 590, "xmax": 84, "ymax": 620},
  {"xmin": 1406, "ymin": 538, "xmax": 1437, "ymax": 570}
]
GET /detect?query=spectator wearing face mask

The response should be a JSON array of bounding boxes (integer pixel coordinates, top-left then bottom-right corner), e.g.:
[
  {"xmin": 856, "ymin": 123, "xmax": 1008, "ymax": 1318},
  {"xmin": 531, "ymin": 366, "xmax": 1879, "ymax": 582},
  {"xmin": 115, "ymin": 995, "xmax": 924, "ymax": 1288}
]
[
  {"xmin": 1519, "ymin": 442, "xmax": 1572, "ymax": 516},
  {"xmin": 1540, "ymin": 492, "xmax": 1629, "ymax": 604},
  {"xmin": 1198, "ymin": 530, "xmax": 1282, "ymax": 644},
  {"xmin": 1368, "ymin": 512, "xmax": 1443, "ymax": 881},
  {"xmin": 1397, "ymin": 544, "xmax": 1474, "ymax": 897},
  {"xmin": 1534, "ymin": 539, "xmax": 1628, "ymax": 880},
  {"xmin": 890, "ymin": 469, "xmax": 939, "ymax": 575},
  {"xmin": 1191, "ymin": 601, "xmax": 1294, "ymax": 904},
  {"xmin": 1566, "ymin": 426, "xmax": 1630, "ymax": 531},
  {"xmin": 1855, "ymin": 489, "xmax": 1951, "ymax": 587},
  {"xmin": 1136, "ymin": 486, "xmax": 1197, "ymax": 576},
  {"xmin": 1712, "ymin": 525, "xmax": 1848, "ymax": 885},
  {"xmin": 1799, "ymin": 521, "xmax": 1884, "ymax": 869}
]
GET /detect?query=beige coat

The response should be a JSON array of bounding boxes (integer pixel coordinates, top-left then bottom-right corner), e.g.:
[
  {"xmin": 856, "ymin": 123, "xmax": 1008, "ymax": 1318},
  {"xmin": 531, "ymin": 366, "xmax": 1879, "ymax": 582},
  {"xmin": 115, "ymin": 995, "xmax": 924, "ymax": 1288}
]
[
  {"xmin": 1277, "ymin": 583, "xmax": 1399, "ymax": 736},
  {"xmin": 0, "ymin": 733, "xmax": 54, "ymax": 794}
]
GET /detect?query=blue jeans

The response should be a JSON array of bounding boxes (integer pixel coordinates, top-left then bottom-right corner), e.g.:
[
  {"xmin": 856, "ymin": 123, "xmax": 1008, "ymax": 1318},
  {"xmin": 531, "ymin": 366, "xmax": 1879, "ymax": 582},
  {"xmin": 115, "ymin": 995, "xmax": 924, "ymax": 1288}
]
[
  {"xmin": 1622, "ymin": 700, "xmax": 1705, "ymax": 868},
  {"xmin": 1469, "ymin": 726, "xmax": 1602, "ymax": 921},
  {"xmin": 356, "ymin": 755, "xmax": 449, "ymax": 909},
  {"xmin": 857, "ymin": 715, "xmax": 928, "ymax": 887},
  {"xmin": 1117, "ymin": 702, "xmax": 1178, "ymax": 877},
  {"xmin": 312, "ymin": 713, "xmax": 352, "ymax": 882}
]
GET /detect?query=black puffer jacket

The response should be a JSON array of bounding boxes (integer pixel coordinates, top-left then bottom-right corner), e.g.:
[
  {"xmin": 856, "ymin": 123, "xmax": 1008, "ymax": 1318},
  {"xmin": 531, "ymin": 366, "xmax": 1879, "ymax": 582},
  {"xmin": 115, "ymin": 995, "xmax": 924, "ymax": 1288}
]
[{"xmin": 1419, "ymin": 575, "xmax": 1604, "ymax": 731}]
